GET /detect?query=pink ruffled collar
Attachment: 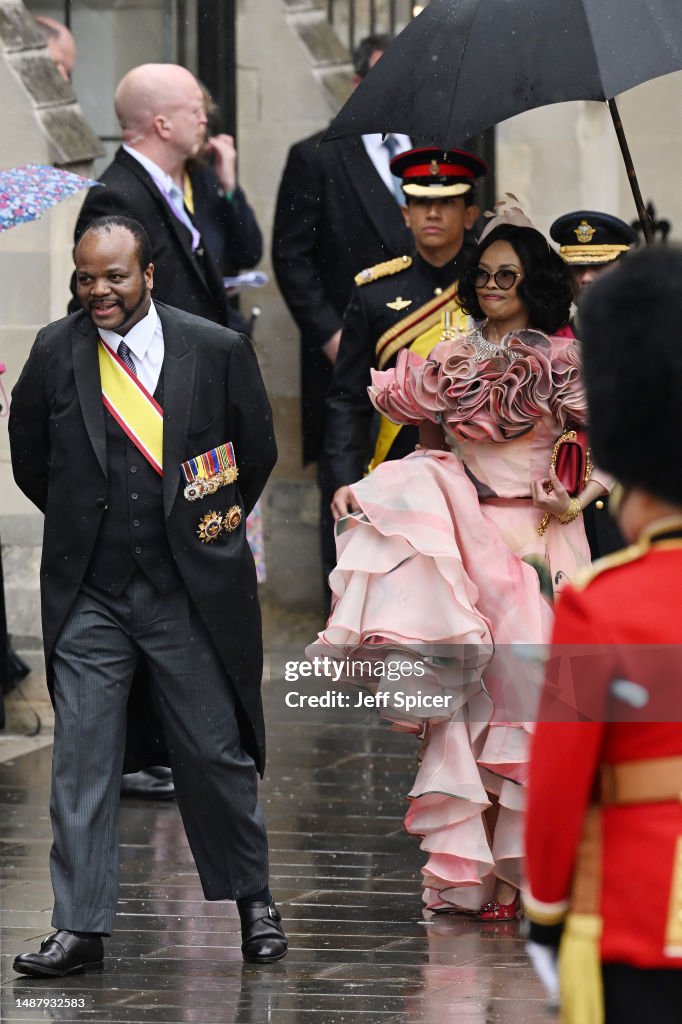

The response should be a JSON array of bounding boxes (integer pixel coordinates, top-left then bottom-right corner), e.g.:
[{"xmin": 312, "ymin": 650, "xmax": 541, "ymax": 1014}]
[{"xmin": 369, "ymin": 330, "xmax": 587, "ymax": 442}]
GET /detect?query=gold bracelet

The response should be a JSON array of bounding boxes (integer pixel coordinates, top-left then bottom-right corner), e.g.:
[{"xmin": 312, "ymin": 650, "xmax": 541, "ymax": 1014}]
[{"xmin": 556, "ymin": 497, "xmax": 583, "ymax": 525}]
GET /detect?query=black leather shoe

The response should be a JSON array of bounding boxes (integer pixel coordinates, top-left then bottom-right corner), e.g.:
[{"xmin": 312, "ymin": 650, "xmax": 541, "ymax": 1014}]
[
  {"xmin": 120, "ymin": 767, "xmax": 175, "ymax": 800},
  {"xmin": 239, "ymin": 900, "xmax": 288, "ymax": 963},
  {"xmin": 13, "ymin": 931, "xmax": 104, "ymax": 977}
]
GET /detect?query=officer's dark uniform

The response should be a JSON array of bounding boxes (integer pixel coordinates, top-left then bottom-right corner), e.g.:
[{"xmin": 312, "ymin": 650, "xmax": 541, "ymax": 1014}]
[
  {"xmin": 550, "ymin": 210, "xmax": 639, "ymax": 560},
  {"xmin": 323, "ymin": 248, "xmax": 474, "ymax": 493},
  {"xmin": 323, "ymin": 146, "xmax": 487, "ymax": 499}
]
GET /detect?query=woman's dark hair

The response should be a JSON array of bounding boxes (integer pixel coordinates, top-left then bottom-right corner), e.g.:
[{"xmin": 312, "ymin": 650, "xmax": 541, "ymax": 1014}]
[{"xmin": 457, "ymin": 223, "xmax": 573, "ymax": 334}]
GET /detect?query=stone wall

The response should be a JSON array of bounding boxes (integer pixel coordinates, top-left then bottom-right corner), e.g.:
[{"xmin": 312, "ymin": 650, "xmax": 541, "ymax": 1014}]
[
  {"xmin": 496, "ymin": 75, "xmax": 682, "ymax": 243},
  {"xmin": 0, "ymin": 0, "xmax": 102, "ymax": 718}
]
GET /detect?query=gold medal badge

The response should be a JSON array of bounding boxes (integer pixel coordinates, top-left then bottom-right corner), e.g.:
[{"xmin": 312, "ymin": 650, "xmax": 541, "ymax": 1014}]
[
  {"xmin": 574, "ymin": 219, "xmax": 596, "ymax": 243},
  {"xmin": 183, "ymin": 480, "xmax": 205, "ymax": 502},
  {"xmin": 197, "ymin": 510, "xmax": 225, "ymax": 543},
  {"xmin": 223, "ymin": 505, "xmax": 242, "ymax": 532}
]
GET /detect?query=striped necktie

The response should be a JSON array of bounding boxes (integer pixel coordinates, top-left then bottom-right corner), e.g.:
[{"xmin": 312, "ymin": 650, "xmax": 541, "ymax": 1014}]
[
  {"xmin": 117, "ymin": 340, "xmax": 137, "ymax": 377},
  {"xmin": 383, "ymin": 135, "xmax": 405, "ymax": 205}
]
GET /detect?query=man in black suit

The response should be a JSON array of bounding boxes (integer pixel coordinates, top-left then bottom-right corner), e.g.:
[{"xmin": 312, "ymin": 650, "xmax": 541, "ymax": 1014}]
[
  {"xmin": 73, "ymin": 64, "xmax": 260, "ymax": 796},
  {"xmin": 10, "ymin": 217, "xmax": 286, "ymax": 976},
  {"xmin": 272, "ymin": 35, "xmax": 412, "ymax": 598},
  {"xmin": 72, "ymin": 63, "xmax": 231, "ymax": 327}
]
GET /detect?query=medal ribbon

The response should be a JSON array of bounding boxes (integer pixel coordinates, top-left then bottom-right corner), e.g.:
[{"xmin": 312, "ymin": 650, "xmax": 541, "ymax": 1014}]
[
  {"xmin": 181, "ymin": 443, "xmax": 236, "ymax": 486},
  {"xmin": 98, "ymin": 339, "xmax": 163, "ymax": 476}
]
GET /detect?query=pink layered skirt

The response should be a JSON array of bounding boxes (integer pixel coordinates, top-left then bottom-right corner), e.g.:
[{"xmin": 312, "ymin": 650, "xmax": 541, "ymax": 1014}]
[{"xmin": 310, "ymin": 448, "xmax": 590, "ymax": 911}]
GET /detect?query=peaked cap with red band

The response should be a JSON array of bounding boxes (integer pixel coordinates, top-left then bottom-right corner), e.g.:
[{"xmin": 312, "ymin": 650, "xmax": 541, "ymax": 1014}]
[{"xmin": 390, "ymin": 146, "xmax": 487, "ymax": 198}]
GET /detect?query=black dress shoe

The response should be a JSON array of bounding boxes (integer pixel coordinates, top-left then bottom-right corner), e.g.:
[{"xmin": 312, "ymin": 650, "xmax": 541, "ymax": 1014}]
[
  {"xmin": 239, "ymin": 900, "xmax": 288, "ymax": 963},
  {"xmin": 13, "ymin": 931, "xmax": 104, "ymax": 977},
  {"xmin": 120, "ymin": 767, "xmax": 175, "ymax": 800}
]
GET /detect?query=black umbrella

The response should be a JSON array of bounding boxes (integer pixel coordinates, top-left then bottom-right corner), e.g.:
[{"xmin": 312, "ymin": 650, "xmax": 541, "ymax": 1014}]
[{"xmin": 326, "ymin": 0, "xmax": 682, "ymax": 244}]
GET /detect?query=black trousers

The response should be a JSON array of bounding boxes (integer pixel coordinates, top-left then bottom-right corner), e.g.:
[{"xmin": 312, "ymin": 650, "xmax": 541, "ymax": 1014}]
[{"xmin": 603, "ymin": 962, "xmax": 682, "ymax": 1023}]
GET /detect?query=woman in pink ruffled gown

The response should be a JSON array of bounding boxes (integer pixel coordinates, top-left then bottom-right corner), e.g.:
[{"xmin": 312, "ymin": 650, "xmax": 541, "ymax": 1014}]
[{"xmin": 310, "ymin": 223, "xmax": 610, "ymax": 919}]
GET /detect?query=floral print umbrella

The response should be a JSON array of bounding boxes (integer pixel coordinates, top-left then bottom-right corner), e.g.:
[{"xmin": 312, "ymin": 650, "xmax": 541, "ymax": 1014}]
[{"xmin": 0, "ymin": 164, "xmax": 100, "ymax": 232}]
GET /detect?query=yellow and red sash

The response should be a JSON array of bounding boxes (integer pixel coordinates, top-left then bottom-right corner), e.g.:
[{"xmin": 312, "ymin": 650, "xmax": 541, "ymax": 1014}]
[
  {"xmin": 369, "ymin": 283, "xmax": 471, "ymax": 471},
  {"xmin": 98, "ymin": 339, "xmax": 163, "ymax": 476}
]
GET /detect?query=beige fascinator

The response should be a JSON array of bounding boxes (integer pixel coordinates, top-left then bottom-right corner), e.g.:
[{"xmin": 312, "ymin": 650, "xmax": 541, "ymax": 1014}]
[{"xmin": 478, "ymin": 193, "xmax": 535, "ymax": 242}]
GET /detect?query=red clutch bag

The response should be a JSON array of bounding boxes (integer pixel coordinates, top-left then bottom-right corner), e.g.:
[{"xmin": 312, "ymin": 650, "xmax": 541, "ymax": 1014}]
[
  {"xmin": 551, "ymin": 429, "xmax": 592, "ymax": 497},
  {"xmin": 538, "ymin": 429, "xmax": 593, "ymax": 536}
]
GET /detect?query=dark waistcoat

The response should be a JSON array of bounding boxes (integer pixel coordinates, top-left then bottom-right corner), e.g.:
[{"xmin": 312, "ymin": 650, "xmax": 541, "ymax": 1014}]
[{"xmin": 85, "ymin": 370, "xmax": 183, "ymax": 595}]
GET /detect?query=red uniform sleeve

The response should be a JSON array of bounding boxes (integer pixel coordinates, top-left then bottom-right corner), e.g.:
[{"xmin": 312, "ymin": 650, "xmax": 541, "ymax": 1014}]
[{"xmin": 524, "ymin": 586, "xmax": 607, "ymax": 919}]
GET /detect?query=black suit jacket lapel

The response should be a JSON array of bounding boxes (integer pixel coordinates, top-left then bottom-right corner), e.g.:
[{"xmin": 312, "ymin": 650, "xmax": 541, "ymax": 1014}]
[
  {"xmin": 157, "ymin": 304, "xmax": 197, "ymax": 519},
  {"xmin": 72, "ymin": 317, "xmax": 107, "ymax": 479},
  {"xmin": 115, "ymin": 149, "xmax": 208, "ymax": 282},
  {"xmin": 338, "ymin": 138, "xmax": 409, "ymax": 253},
  {"xmin": 115, "ymin": 149, "xmax": 227, "ymax": 325}
]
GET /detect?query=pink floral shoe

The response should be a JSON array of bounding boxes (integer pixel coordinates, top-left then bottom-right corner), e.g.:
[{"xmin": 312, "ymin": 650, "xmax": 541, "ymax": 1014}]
[{"xmin": 479, "ymin": 892, "xmax": 521, "ymax": 921}]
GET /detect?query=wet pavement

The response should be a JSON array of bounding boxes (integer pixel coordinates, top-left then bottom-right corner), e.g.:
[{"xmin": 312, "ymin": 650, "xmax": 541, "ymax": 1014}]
[{"xmin": 0, "ymin": 638, "xmax": 551, "ymax": 1023}]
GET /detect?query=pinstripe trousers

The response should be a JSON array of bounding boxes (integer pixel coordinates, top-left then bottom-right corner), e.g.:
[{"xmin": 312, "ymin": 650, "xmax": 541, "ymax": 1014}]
[{"xmin": 49, "ymin": 574, "xmax": 269, "ymax": 934}]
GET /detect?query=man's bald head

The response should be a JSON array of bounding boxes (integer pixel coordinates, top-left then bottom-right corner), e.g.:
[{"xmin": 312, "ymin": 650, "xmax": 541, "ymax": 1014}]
[
  {"xmin": 114, "ymin": 64, "xmax": 207, "ymax": 168},
  {"xmin": 115, "ymin": 64, "xmax": 204, "ymax": 141}
]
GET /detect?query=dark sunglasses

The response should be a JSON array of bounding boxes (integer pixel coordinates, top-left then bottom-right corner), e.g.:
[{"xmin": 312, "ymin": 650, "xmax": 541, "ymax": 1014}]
[{"xmin": 470, "ymin": 268, "xmax": 521, "ymax": 291}]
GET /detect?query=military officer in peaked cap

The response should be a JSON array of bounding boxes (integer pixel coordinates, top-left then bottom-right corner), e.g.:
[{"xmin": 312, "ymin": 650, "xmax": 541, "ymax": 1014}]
[
  {"xmin": 323, "ymin": 146, "xmax": 487, "ymax": 520},
  {"xmin": 551, "ymin": 210, "xmax": 639, "ymax": 561},
  {"xmin": 550, "ymin": 210, "xmax": 638, "ymax": 297}
]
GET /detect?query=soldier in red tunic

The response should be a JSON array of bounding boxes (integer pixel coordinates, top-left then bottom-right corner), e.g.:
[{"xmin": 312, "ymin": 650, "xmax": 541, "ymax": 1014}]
[{"xmin": 523, "ymin": 245, "xmax": 682, "ymax": 1024}]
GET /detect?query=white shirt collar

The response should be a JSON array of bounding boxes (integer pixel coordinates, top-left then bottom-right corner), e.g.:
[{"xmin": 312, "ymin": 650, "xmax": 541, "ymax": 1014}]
[
  {"xmin": 362, "ymin": 132, "xmax": 411, "ymax": 153},
  {"xmin": 99, "ymin": 300, "xmax": 160, "ymax": 362},
  {"xmin": 122, "ymin": 145, "xmax": 177, "ymax": 196}
]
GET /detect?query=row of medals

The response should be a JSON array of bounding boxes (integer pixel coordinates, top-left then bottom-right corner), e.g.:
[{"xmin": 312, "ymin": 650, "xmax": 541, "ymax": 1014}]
[
  {"xmin": 185, "ymin": 467, "xmax": 242, "ymax": 544},
  {"xmin": 183, "ymin": 465, "xmax": 239, "ymax": 502}
]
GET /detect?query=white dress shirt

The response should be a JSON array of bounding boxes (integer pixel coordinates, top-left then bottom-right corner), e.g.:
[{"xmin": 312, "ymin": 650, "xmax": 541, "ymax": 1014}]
[
  {"xmin": 99, "ymin": 300, "xmax": 164, "ymax": 396},
  {"xmin": 361, "ymin": 133, "xmax": 412, "ymax": 197}
]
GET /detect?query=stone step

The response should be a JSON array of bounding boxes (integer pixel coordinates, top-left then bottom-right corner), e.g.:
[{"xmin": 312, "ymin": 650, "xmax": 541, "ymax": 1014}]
[
  {"xmin": 291, "ymin": 11, "xmax": 350, "ymax": 68},
  {"xmin": 282, "ymin": 0, "xmax": 325, "ymax": 10}
]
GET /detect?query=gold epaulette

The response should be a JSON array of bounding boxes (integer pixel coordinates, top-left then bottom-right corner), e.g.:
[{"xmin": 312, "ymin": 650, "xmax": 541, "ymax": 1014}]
[
  {"xmin": 355, "ymin": 254, "xmax": 412, "ymax": 286},
  {"xmin": 570, "ymin": 542, "xmax": 645, "ymax": 592}
]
